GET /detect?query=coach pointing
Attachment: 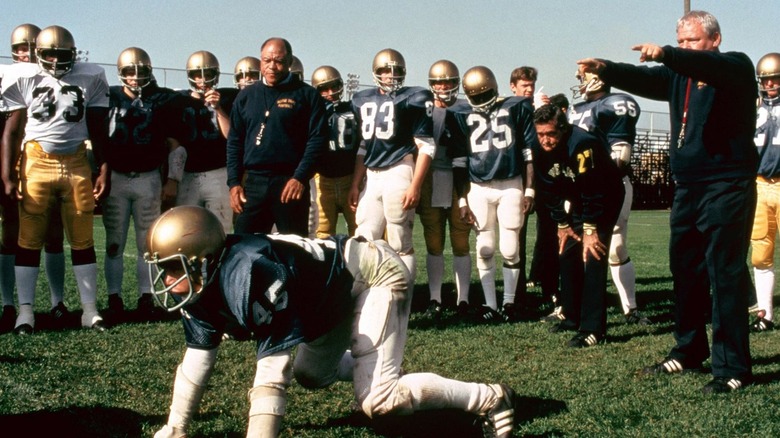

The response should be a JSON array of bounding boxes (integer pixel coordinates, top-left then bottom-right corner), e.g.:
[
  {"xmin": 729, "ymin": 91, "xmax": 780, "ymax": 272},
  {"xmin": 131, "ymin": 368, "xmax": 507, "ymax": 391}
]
[
  {"xmin": 578, "ymin": 10, "xmax": 757, "ymax": 393},
  {"xmin": 227, "ymin": 37, "xmax": 328, "ymax": 235}
]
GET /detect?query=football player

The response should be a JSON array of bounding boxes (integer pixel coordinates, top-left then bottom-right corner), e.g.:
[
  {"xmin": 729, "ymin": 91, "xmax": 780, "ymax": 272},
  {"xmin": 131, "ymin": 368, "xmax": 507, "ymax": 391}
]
[
  {"xmin": 233, "ymin": 56, "xmax": 260, "ymax": 90},
  {"xmin": 310, "ymin": 65, "xmax": 359, "ymax": 238},
  {"xmin": 4, "ymin": 25, "xmax": 82, "ymax": 332},
  {"xmin": 534, "ymin": 104, "xmax": 625, "ymax": 347},
  {"xmin": 290, "ymin": 55, "xmax": 304, "ymax": 82},
  {"xmin": 567, "ymin": 68, "xmax": 651, "ymax": 325},
  {"xmin": 102, "ymin": 47, "xmax": 186, "ymax": 322},
  {"xmin": 446, "ymin": 66, "xmax": 537, "ymax": 322},
  {"xmin": 0, "ymin": 23, "xmax": 72, "ymax": 333},
  {"xmin": 173, "ymin": 50, "xmax": 232, "ymax": 232},
  {"xmin": 419, "ymin": 60, "xmax": 472, "ymax": 320},
  {"xmin": 146, "ymin": 206, "xmax": 516, "ymax": 438},
  {"xmin": 1, "ymin": 25, "xmax": 110, "ymax": 333},
  {"xmin": 750, "ymin": 52, "xmax": 780, "ymax": 332},
  {"xmin": 349, "ymin": 49, "xmax": 435, "ymax": 279}
]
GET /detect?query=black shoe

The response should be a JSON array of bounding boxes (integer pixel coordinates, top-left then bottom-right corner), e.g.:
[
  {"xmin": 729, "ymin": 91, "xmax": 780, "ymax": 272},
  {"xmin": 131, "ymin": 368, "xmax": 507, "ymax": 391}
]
[
  {"xmin": 457, "ymin": 301, "xmax": 470, "ymax": 318},
  {"xmin": 501, "ymin": 303, "xmax": 518, "ymax": 322},
  {"xmin": 91, "ymin": 319, "xmax": 108, "ymax": 332},
  {"xmin": 423, "ymin": 300, "xmax": 442, "ymax": 320},
  {"xmin": 548, "ymin": 319, "xmax": 577, "ymax": 333},
  {"xmin": 50, "ymin": 302, "xmax": 70, "ymax": 328},
  {"xmin": 107, "ymin": 294, "xmax": 125, "ymax": 322},
  {"xmin": 567, "ymin": 331, "xmax": 603, "ymax": 348},
  {"xmin": 750, "ymin": 317, "xmax": 774, "ymax": 332},
  {"xmin": 541, "ymin": 306, "xmax": 565, "ymax": 322},
  {"xmin": 0, "ymin": 305, "xmax": 16, "ymax": 333},
  {"xmin": 136, "ymin": 294, "xmax": 158, "ymax": 321},
  {"xmin": 479, "ymin": 306, "xmax": 503, "ymax": 323},
  {"xmin": 625, "ymin": 308, "xmax": 652, "ymax": 325},
  {"xmin": 641, "ymin": 357, "xmax": 703, "ymax": 375},
  {"xmin": 14, "ymin": 323, "xmax": 33, "ymax": 335},
  {"xmin": 702, "ymin": 377, "xmax": 745, "ymax": 394}
]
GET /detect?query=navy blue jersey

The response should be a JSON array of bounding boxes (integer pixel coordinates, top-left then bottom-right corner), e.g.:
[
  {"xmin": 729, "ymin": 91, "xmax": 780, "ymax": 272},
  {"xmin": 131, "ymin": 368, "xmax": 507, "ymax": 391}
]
[
  {"xmin": 106, "ymin": 83, "xmax": 182, "ymax": 173},
  {"xmin": 226, "ymin": 77, "xmax": 328, "ymax": 187},
  {"xmin": 535, "ymin": 126, "xmax": 624, "ymax": 226},
  {"xmin": 351, "ymin": 86, "xmax": 433, "ymax": 169},
  {"xmin": 755, "ymin": 99, "xmax": 780, "ymax": 178},
  {"xmin": 446, "ymin": 97, "xmax": 538, "ymax": 182},
  {"xmin": 173, "ymin": 89, "xmax": 230, "ymax": 173},
  {"xmin": 179, "ymin": 234, "xmax": 354, "ymax": 357},
  {"xmin": 568, "ymin": 93, "xmax": 640, "ymax": 151},
  {"xmin": 318, "ymin": 100, "xmax": 359, "ymax": 178}
]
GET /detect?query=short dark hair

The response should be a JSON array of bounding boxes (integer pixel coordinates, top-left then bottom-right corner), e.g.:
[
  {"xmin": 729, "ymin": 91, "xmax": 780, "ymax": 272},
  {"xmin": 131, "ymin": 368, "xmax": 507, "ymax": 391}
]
[
  {"xmin": 549, "ymin": 93, "xmax": 569, "ymax": 113},
  {"xmin": 260, "ymin": 37, "xmax": 293, "ymax": 64},
  {"xmin": 534, "ymin": 104, "xmax": 569, "ymax": 132},
  {"xmin": 510, "ymin": 66, "xmax": 537, "ymax": 84}
]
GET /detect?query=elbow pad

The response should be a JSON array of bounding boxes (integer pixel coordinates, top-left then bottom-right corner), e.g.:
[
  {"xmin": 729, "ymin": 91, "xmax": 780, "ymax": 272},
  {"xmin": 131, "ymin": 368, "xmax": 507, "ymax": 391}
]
[{"xmin": 611, "ymin": 142, "xmax": 632, "ymax": 166}]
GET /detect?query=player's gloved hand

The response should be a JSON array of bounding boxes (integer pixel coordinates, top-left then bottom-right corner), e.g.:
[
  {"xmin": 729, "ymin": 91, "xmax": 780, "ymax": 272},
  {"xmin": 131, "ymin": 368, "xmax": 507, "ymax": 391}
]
[{"xmin": 154, "ymin": 424, "xmax": 187, "ymax": 438}]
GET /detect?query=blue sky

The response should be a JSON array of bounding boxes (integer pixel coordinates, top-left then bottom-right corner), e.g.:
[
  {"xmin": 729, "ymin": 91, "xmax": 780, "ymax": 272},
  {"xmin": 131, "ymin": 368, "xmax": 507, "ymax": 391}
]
[{"xmin": 2, "ymin": 0, "xmax": 776, "ymax": 116}]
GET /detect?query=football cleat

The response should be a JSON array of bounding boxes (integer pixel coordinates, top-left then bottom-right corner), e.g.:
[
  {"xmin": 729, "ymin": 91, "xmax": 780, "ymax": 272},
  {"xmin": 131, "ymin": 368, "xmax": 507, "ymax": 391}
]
[
  {"xmin": 548, "ymin": 320, "xmax": 577, "ymax": 333},
  {"xmin": 457, "ymin": 301, "xmax": 470, "ymax": 318},
  {"xmin": 541, "ymin": 306, "xmax": 565, "ymax": 322},
  {"xmin": 702, "ymin": 377, "xmax": 745, "ymax": 394},
  {"xmin": 136, "ymin": 294, "xmax": 158, "ymax": 321},
  {"xmin": 501, "ymin": 302, "xmax": 518, "ymax": 323},
  {"xmin": 423, "ymin": 300, "xmax": 442, "ymax": 320},
  {"xmin": 625, "ymin": 309, "xmax": 652, "ymax": 325},
  {"xmin": 483, "ymin": 384, "xmax": 515, "ymax": 438},
  {"xmin": 479, "ymin": 306, "xmax": 503, "ymax": 323},
  {"xmin": 82, "ymin": 311, "xmax": 107, "ymax": 332},
  {"xmin": 641, "ymin": 357, "xmax": 703, "ymax": 375},
  {"xmin": 50, "ymin": 302, "xmax": 70, "ymax": 329},
  {"xmin": 567, "ymin": 332, "xmax": 603, "ymax": 348},
  {"xmin": 750, "ymin": 317, "xmax": 774, "ymax": 332},
  {"xmin": 14, "ymin": 324, "xmax": 34, "ymax": 335}
]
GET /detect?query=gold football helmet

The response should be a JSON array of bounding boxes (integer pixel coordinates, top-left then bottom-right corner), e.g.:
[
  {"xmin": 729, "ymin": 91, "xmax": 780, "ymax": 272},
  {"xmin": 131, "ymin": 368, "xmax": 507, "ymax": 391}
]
[
  {"xmin": 233, "ymin": 56, "xmax": 260, "ymax": 88},
  {"xmin": 35, "ymin": 25, "xmax": 77, "ymax": 78},
  {"xmin": 290, "ymin": 55, "xmax": 304, "ymax": 82},
  {"xmin": 428, "ymin": 60, "xmax": 460, "ymax": 103},
  {"xmin": 571, "ymin": 69, "xmax": 606, "ymax": 101},
  {"xmin": 186, "ymin": 50, "xmax": 220, "ymax": 93},
  {"xmin": 117, "ymin": 47, "xmax": 153, "ymax": 94},
  {"xmin": 10, "ymin": 23, "xmax": 40, "ymax": 63},
  {"xmin": 311, "ymin": 65, "xmax": 344, "ymax": 102},
  {"xmin": 145, "ymin": 206, "xmax": 226, "ymax": 312},
  {"xmin": 372, "ymin": 48, "xmax": 406, "ymax": 93},
  {"xmin": 757, "ymin": 53, "xmax": 780, "ymax": 98},
  {"xmin": 462, "ymin": 66, "xmax": 498, "ymax": 113}
]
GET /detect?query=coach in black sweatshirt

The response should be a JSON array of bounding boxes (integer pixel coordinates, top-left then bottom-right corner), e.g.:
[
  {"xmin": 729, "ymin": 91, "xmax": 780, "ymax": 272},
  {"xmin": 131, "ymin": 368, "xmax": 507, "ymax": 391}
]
[
  {"xmin": 578, "ymin": 10, "xmax": 757, "ymax": 394},
  {"xmin": 227, "ymin": 37, "xmax": 327, "ymax": 236}
]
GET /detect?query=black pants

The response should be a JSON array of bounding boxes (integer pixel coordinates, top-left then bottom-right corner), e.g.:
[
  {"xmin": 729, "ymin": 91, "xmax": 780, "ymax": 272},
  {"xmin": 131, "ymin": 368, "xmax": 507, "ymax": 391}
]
[
  {"xmin": 234, "ymin": 173, "xmax": 310, "ymax": 237},
  {"xmin": 529, "ymin": 203, "xmax": 560, "ymax": 301},
  {"xmin": 668, "ymin": 178, "xmax": 755, "ymax": 381}
]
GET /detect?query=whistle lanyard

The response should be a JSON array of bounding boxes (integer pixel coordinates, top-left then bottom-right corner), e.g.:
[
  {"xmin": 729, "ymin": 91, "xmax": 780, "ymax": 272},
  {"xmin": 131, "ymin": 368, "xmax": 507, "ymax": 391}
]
[{"xmin": 677, "ymin": 78, "xmax": 692, "ymax": 149}]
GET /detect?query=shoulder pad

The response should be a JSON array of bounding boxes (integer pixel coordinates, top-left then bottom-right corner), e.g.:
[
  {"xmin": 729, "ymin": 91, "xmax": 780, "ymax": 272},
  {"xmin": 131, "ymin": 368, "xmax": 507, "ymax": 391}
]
[{"xmin": 397, "ymin": 86, "xmax": 434, "ymax": 107}]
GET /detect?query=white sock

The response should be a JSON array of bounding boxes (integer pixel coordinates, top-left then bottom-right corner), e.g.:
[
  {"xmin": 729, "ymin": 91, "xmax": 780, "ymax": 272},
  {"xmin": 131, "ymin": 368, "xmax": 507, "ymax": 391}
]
[
  {"xmin": 15, "ymin": 265, "xmax": 39, "ymax": 306},
  {"xmin": 478, "ymin": 267, "xmax": 497, "ymax": 310},
  {"xmin": 0, "ymin": 254, "xmax": 15, "ymax": 306},
  {"xmin": 73, "ymin": 263, "xmax": 98, "ymax": 306},
  {"xmin": 754, "ymin": 267, "xmax": 775, "ymax": 321},
  {"xmin": 44, "ymin": 251, "xmax": 66, "ymax": 306},
  {"xmin": 609, "ymin": 260, "xmax": 636, "ymax": 315},
  {"xmin": 426, "ymin": 254, "xmax": 444, "ymax": 303},
  {"xmin": 611, "ymin": 261, "xmax": 637, "ymax": 314},
  {"xmin": 453, "ymin": 255, "xmax": 471, "ymax": 304},
  {"xmin": 400, "ymin": 372, "xmax": 494, "ymax": 414},
  {"xmin": 502, "ymin": 266, "xmax": 520, "ymax": 305}
]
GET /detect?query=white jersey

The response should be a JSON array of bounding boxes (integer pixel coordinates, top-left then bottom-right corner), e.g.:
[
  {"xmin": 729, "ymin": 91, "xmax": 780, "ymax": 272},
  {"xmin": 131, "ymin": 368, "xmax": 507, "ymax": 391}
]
[
  {"xmin": 1, "ymin": 62, "xmax": 109, "ymax": 154},
  {"xmin": 0, "ymin": 64, "xmax": 8, "ymax": 113}
]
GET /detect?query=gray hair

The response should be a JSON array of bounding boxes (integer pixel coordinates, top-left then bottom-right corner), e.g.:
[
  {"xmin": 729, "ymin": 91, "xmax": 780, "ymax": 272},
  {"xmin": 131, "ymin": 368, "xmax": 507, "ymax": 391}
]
[{"xmin": 677, "ymin": 10, "xmax": 721, "ymax": 38}]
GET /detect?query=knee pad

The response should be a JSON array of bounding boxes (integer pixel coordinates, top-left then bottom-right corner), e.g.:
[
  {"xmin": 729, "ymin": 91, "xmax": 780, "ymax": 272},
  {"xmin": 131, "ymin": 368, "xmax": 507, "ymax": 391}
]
[{"xmin": 248, "ymin": 385, "xmax": 287, "ymax": 417}]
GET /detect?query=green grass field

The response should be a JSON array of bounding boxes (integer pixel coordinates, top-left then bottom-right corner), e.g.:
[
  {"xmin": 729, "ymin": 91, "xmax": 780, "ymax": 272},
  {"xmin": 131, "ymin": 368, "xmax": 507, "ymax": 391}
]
[{"xmin": 1, "ymin": 210, "xmax": 779, "ymax": 437}]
